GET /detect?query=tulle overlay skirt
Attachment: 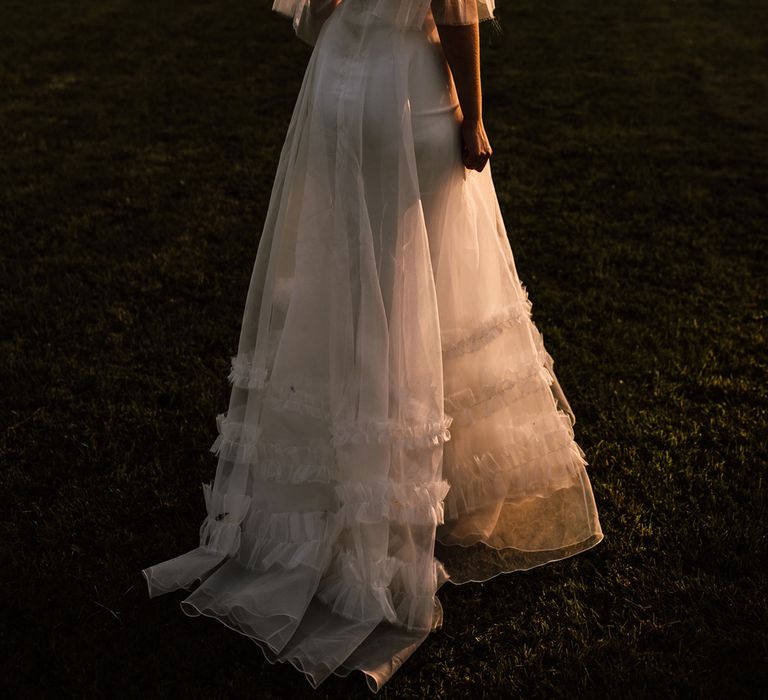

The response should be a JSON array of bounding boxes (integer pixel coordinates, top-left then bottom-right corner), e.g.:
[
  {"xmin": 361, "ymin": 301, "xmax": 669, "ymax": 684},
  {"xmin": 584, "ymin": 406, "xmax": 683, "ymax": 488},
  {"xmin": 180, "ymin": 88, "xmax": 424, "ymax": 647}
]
[{"xmin": 142, "ymin": 0, "xmax": 603, "ymax": 691}]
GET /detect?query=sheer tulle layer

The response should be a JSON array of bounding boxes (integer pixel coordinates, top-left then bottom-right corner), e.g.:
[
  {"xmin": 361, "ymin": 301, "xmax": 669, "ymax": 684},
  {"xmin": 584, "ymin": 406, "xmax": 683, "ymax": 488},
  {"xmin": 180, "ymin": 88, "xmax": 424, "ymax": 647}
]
[{"xmin": 142, "ymin": 1, "xmax": 603, "ymax": 693}]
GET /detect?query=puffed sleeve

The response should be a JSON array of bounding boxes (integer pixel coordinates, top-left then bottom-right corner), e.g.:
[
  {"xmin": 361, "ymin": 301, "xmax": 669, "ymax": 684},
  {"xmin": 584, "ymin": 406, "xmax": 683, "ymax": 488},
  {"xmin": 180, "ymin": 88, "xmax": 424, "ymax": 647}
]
[
  {"xmin": 430, "ymin": 0, "xmax": 496, "ymax": 25},
  {"xmin": 272, "ymin": 0, "xmax": 340, "ymax": 46}
]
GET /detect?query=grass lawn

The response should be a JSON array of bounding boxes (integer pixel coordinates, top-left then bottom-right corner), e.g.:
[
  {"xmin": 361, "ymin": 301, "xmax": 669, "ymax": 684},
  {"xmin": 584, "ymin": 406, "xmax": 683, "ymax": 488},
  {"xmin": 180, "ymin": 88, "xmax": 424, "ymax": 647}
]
[{"xmin": 1, "ymin": 0, "xmax": 766, "ymax": 696}]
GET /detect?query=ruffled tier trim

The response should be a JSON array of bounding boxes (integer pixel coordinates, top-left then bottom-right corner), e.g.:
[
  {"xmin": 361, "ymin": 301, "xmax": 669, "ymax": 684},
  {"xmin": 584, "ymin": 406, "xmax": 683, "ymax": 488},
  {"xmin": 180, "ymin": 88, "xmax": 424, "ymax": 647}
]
[
  {"xmin": 150, "ymin": 475, "xmax": 452, "ymax": 582},
  {"xmin": 229, "ymin": 355, "xmax": 330, "ymax": 422},
  {"xmin": 228, "ymin": 353, "xmax": 269, "ymax": 390},
  {"xmin": 441, "ymin": 295, "xmax": 533, "ymax": 360},
  {"xmin": 238, "ymin": 508, "xmax": 338, "ymax": 573},
  {"xmin": 210, "ymin": 413, "xmax": 336, "ymax": 484},
  {"xmin": 445, "ymin": 360, "xmax": 553, "ymax": 428},
  {"xmin": 145, "ymin": 478, "xmax": 454, "ymax": 629},
  {"xmin": 317, "ymin": 550, "xmax": 402, "ymax": 624},
  {"xmin": 212, "ymin": 409, "xmax": 453, "ymax": 459},
  {"xmin": 228, "ymin": 291, "xmax": 531, "ymax": 401},
  {"xmin": 233, "ymin": 478, "xmax": 450, "ymax": 575},
  {"xmin": 330, "ymin": 413, "xmax": 453, "ymax": 448},
  {"xmin": 210, "ymin": 390, "xmax": 578, "ymax": 525},
  {"xmin": 225, "ymin": 295, "xmax": 540, "ymax": 455},
  {"xmin": 334, "ymin": 478, "xmax": 451, "ymax": 526},
  {"xmin": 317, "ymin": 550, "xmax": 449, "ymax": 632},
  {"xmin": 236, "ymin": 476, "xmax": 451, "ymax": 571},
  {"xmin": 226, "ymin": 347, "xmax": 456, "ymax": 449}
]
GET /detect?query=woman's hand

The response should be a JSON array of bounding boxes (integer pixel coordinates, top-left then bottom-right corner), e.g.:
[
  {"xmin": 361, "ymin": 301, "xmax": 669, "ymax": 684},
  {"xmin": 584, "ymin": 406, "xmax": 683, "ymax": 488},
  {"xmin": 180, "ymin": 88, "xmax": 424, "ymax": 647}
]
[{"xmin": 461, "ymin": 117, "xmax": 492, "ymax": 172}]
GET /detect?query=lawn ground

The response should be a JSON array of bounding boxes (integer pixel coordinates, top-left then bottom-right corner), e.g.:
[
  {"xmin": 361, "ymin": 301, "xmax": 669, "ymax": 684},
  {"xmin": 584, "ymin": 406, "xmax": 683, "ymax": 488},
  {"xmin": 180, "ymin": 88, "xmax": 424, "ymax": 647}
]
[{"xmin": 1, "ymin": 0, "xmax": 766, "ymax": 697}]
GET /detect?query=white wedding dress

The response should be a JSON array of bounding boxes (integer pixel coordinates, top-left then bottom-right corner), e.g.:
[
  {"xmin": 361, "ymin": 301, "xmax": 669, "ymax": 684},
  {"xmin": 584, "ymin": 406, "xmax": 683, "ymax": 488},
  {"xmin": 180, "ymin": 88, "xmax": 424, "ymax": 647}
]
[{"xmin": 142, "ymin": 0, "xmax": 604, "ymax": 691}]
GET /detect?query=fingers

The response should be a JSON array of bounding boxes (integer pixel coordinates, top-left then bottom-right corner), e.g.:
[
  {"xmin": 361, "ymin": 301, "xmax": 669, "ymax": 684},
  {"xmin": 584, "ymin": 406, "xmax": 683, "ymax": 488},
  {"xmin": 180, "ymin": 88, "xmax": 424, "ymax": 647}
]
[
  {"xmin": 463, "ymin": 156, "xmax": 487, "ymax": 171},
  {"xmin": 462, "ymin": 148, "xmax": 492, "ymax": 172},
  {"xmin": 460, "ymin": 125, "xmax": 492, "ymax": 172}
]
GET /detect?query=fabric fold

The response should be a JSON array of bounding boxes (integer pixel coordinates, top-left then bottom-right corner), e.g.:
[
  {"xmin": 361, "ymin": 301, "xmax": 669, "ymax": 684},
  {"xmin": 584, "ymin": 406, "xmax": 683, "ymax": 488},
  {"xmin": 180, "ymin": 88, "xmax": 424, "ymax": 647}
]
[
  {"xmin": 317, "ymin": 550, "xmax": 401, "ymax": 624},
  {"xmin": 142, "ymin": 483, "xmax": 252, "ymax": 598}
]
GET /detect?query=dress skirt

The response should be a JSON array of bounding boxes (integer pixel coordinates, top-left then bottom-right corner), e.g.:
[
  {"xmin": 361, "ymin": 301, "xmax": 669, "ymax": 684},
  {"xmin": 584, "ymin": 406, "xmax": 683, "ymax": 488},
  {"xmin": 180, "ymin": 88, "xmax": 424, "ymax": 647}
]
[{"xmin": 141, "ymin": 0, "xmax": 604, "ymax": 691}]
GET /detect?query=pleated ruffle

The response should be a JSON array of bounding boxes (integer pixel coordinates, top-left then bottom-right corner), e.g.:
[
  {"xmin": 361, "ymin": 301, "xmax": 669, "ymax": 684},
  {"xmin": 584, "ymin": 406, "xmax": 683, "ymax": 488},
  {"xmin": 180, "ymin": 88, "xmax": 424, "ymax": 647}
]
[
  {"xmin": 444, "ymin": 358, "xmax": 552, "ymax": 427},
  {"xmin": 317, "ymin": 550, "xmax": 401, "ymax": 624},
  {"xmin": 330, "ymin": 416, "xmax": 453, "ymax": 449},
  {"xmin": 334, "ymin": 479, "xmax": 451, "ymax": 526},
  {"xmin": 238, "ymin": 508, "xmax": 335, "ymax": 572},
  {"xmin": 441, "ymin": 294, "xmax": 532, "ymax": 359},
  {"xmin": 211, "ymin": 413, "xmax": 336, "ymax": 484},
  {"xmin": 144, "ymin": 476, "xmax": 452, "ymax": 632}
]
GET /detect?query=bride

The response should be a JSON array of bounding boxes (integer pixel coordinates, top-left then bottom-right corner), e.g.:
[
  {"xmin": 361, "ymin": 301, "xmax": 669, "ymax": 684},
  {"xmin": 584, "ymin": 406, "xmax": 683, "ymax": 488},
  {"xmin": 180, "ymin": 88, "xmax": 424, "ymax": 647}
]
[{"xmin": 142, "ymin": 0, "xmax": 604, "ymax": 692}]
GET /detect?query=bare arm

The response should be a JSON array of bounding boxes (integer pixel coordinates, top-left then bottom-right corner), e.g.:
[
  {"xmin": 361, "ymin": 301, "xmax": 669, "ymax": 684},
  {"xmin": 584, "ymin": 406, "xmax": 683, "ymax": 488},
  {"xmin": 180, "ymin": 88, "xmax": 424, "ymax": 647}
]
[{"xmin": 434, "ymin": 21, "xmax": 493, "ymax": 172}]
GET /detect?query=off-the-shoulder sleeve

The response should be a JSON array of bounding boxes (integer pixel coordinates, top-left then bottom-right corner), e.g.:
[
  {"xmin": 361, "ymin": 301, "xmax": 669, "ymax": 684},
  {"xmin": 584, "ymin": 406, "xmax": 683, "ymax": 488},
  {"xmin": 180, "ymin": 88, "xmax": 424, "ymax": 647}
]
[
  {"xmin": 430, "ymin": 0, "xmax": 496, "ymax": 25},
  {"xmin": 272, "ymin": 0, "xmax": 495, "ymax": 40}
]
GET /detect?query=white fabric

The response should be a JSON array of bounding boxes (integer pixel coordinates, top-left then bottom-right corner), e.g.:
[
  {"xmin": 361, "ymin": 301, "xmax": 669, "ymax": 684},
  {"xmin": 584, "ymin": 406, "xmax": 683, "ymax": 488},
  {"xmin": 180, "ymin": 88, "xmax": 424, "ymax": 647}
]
[{"xmin": 142, "ymin": 0, "xmax": 603, "ymax": 692}]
